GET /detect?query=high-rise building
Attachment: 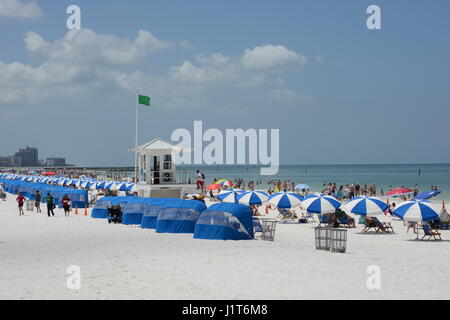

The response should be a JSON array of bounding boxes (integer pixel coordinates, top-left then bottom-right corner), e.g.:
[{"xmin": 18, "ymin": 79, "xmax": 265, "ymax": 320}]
[
  {"xmin": 46, "ymin": 158, "xmax": 66, "ymax": 167},
  {"xmin": 14, "ymin": 147, "xmax": 38, "ymax": 167}
]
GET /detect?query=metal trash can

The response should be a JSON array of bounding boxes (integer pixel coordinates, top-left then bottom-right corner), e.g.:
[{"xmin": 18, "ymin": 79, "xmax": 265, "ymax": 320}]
[
  {"xmin": 330, "ymin": 228, "xmax": 347, "ymax": 253},
  {"xmin": 25, "ymin": 200, "xmax": 34, "ymax": 211},
  {"xmin": 315, "ymin": 227, "xmax": 331, "ymax": 251},
  {"xmin": 261, "ymin": 219, "xmax": 277, "ymax": 241}
]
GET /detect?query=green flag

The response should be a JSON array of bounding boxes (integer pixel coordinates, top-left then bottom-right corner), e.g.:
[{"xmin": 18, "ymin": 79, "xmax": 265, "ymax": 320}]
[{"xmin": 138, "ymin": 94, "xmax": 151, "ymax": 106}]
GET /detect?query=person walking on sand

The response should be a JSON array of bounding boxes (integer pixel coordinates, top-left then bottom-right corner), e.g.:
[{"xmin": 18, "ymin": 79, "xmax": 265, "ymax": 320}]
[
  {"xmin": 62, "ymin": 194, "xmax": 71, "ymax": 217},
  {"xmin": 45, "ymin": 192, "xmax": 55, "ymax": 217},
  {"xmin": 35, "ymin": 190, "xmax": 42, "ymax": 213},
  {"xmin": 16, "ymin": 193, "xmax": 26, "ymax": 216},
  {"xmin": 0, "ymin": 183, "xmax": 6, "ymax": 201}
]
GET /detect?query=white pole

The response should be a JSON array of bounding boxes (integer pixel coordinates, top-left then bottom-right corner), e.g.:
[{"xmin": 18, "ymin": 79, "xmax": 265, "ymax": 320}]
[{"xmin": 135, "ymin": 91, "xmax": 139, "ymax": 183}]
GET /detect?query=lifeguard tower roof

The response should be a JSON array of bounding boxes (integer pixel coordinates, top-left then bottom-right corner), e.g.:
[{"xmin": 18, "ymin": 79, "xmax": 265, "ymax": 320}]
[{"xmin": 131, "ymin": 138, "xmax": 181, "ymax": 153}]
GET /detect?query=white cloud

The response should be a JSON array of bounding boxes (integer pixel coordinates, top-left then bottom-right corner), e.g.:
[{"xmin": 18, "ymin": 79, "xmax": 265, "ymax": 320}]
[
  {"xmin": 169, "ymin": 52, "xmax": 267, "ymax": 88},
  {"xmin": 0, "ymin": 0, "xmax": 43, "ymax": 18},
  {"xmin": 268, "ymin": 88, "xmax": 313, "ymax": 102},
  {"xmin": 25, "ymin": 29, "xmax": 172, "ymax": 65},
  {"xmin": 0, "ymin": 28, "xmax": 312, "ymax": 110},
  {"xmin": 0, "ymin": 29, "xmax": 172, "ymax": 104},
  {"xmin": 241, "ymin": 44, "xmax": 306, "ymax": 70}
]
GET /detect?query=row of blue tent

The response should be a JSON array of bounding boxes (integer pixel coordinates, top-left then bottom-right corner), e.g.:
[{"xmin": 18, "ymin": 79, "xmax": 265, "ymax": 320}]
[
  {"xmin": 0, "ymin": 173, "xmax": 137, "ymax": 192},
  {"xmin": 0, "ymin": 179, "xmax": 89, "ymax": 209},
  {"xmin": 91, "ymin": 196, "xmax": 255, "ymax": 240}
]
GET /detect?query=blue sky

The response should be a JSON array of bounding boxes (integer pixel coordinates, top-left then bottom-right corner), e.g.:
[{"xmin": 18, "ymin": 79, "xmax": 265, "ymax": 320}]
[{"xmin": 1, "ymin": 0, "xmax": 449, "ymax": 166}]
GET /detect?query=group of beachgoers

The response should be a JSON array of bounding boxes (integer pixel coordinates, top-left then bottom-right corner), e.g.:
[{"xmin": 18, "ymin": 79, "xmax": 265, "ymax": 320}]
[{"xmin": 11, "ymin": 189, "xmax": 72, "ymax": 217}]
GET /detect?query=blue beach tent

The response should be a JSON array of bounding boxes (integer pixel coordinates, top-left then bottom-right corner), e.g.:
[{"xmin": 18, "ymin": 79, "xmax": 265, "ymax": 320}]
[
  {"xmin": 55, "ymin": 189, "xmax": 89, "ymax": 209},
  {"xmin": 140, "ymin": 198, "xmax": 172, "ymax": 229},
  {"xmin": 155, "ymin": 199, "xmax": 207, "ymax": 234},
  {"xmin": 121, "ymin": 197, "xmax": 149, "ymax": 225},
  {"xmin": 194, "ymin": 202, "xmax": 254, "ymax": 240},
  {"xmin": 91, "ymin": 196, "xmax": 135, "ymax": 219}
]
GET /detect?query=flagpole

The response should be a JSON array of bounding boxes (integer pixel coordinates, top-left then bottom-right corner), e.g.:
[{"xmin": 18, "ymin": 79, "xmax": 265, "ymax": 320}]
[{"xmin": 135, "ymin": 91, "xmax": 139, "ymax": 183}]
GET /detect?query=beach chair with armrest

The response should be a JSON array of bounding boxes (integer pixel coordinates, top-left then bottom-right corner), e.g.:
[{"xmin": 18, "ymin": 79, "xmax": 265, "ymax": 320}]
[
  {"xmin": 253, "ymin": 217, "xmax": 264, "ymax": 239},
  {"xmin": 371, "ymin": 216, "xmax": 393, "ymax": 233},
  {"xmin": 277, "ymin": 208, "xmax": 297, "ymax": 223},
  {"xmin": 318, "ymin": 214, "xmax": 329, "ymax": 227},
  {"xmin": 361, "ymin": 217, "xmax": 382, "ymax": 233},
  {"xmin": 421, "ymin": 224, "xmax": 442, "ymax": 241},
  {"xmin": 372, "ymin": 217, "xmax": 395, "ymax": 233},
  {"xmin": 337, "ymin": 216, "xmax": 355, "ymax": 228}
]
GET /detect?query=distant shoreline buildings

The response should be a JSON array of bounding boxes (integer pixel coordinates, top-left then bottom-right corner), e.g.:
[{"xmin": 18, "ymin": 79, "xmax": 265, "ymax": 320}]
[{"xmin": 0, "ymin": 146, "xmax": 72, "ymax": 167}]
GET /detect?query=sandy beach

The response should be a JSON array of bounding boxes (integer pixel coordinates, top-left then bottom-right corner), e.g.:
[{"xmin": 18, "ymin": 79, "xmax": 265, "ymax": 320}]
[{"xmin": 1, "ymin": 195, "xmax": 449, "ymax": 300}]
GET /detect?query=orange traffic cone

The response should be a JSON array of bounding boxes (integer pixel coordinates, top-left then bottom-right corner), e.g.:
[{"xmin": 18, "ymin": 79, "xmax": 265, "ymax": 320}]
[
  {"xmin": 265, "ymin": 204, "xmax": 269, "ymax": 214},
  {"xmin": 84, "ymin": 207, "xmax": 88, "ymax": 216},
  {"xmin": 74, "ymin": 205, "xmax": 78, "ymax": 215},
  {"xmin": 443, "ymin": 200, "xmax": 446, "ymax": 209}
]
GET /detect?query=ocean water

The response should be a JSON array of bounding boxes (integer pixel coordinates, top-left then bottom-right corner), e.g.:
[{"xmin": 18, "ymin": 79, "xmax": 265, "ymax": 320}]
[{"xmin": 179, "ymin": 164, "xmax": 450, "ymax": 201}]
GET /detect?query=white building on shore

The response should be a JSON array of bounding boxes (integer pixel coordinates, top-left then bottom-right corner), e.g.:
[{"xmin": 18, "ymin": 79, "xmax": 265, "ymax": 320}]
[{"xmin": 131, "ymin": 138, "xmax": 196, "ymax": 198}]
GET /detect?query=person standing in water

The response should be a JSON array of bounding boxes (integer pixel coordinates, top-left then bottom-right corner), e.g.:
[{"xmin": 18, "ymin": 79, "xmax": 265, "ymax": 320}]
[
  {"xmin": 16, "ymin": 193, "xmax": 26, "ymax": 216},
  {"xmin": 45, "ymin": 193, "xmax": 55, "ymax": 217}
]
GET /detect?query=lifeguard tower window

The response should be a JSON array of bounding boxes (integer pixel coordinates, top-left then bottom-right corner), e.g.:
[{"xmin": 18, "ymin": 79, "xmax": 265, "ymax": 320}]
[
  {"xmin": 151, "ymin": 156, "xmax": 160, "ymax": 184},
  {"xmin": 163, "ymin": 154, "xmax": 172, "ymax": 170}
]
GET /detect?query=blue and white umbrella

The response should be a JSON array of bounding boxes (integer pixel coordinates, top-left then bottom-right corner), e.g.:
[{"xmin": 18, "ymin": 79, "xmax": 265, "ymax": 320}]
[
  {"xmin": 237, "ymin": 191, "xmax": 269, "ymax": 206},
  {"xmin": 217, "ymin": 189, "xmax": 243, "ymax": 203},
  {"xmin": 413, "ymin": 190, "xmax": 441, "ymax": 200},
  {"xmin": 96, "ymin": 181, "xmax": 106, "ymax": 189},
  {"xmin": 268, "ymin": 192, "xmax": 303, "ymax": 208},
  {"xmin": 294, "ymin": 183, "xmax": 310, "ymax": 191},
  {"xmin": 301, "ymin": 194, "xmax": 341, "ymax": 214},
  {"xmin": 393, "ymin": 200, "xmax": 440, "ymax": 222},
  {"xmin": 344, "ymin": 196, "xmax": 388, "ymax": 216}
]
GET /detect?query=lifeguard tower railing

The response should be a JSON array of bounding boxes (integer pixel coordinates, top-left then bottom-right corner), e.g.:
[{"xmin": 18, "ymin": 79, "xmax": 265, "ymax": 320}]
[{"xmin": 146, "ymin": 170, "xmax": 195, "ymax": 185}]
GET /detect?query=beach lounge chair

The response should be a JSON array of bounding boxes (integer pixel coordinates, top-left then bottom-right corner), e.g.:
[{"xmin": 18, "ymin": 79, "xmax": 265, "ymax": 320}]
[
  {"xmin": 337, "ymin": 216, "xmax": 356, "ymax": 228},
  {"xmin": 277, "ymin": 208, "xmax": 297, "ymax": 223},
  {"xmin": 253, "ymin": 217, "xmax": 264, "ymax": 239},
  {"xmin": 421, "ymin": 224, "xmax": 442, "ymax": 241},
  {"xmin": 361, "ymin": 217, "xmax": 382, "ymax": 233},
  {"xmin": 318, "ymin": 214, "xmax": 329, "ymax": 227},
  {"xmin": 372, "ymin": 217, "xmax": 395, "ymax": 233}
]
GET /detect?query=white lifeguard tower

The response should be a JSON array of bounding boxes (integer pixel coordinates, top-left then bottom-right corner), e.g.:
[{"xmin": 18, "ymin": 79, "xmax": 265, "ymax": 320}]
[{"xmin": 131, "ymin": 138, "xmax": 196, "ymax": 198}]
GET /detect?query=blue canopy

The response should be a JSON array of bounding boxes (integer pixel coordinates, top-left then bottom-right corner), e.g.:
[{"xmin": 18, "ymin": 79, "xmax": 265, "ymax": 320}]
[
  {"xmin": 140, "ymin": 198, "xmax": 176, "ymax": 229},
  {"xmin": 413, "ymin": 190, "xmax": 441, "ymax": 200},
  {"xmin": 156, "ymin": 199, "xmax": 207, "ymax": 234},
  {"xmin": 121, "ymin": 197, "xmax": 150, "ymax": 225},
  {"xmin": 91, "ymin": 196, "xmax": 135, "ymax": 219},
  {"xmin": 194, "ymin": 202, "xmax": 254, "ymax": 240}
]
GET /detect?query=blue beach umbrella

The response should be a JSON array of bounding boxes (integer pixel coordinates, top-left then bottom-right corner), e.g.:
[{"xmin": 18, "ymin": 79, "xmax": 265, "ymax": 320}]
[
  {"xmin": 393, "ymin": 200, "xmax": 440, "ymax": 222},
  {"xmin": 268, "ymin": 192, "xmax": 303, "ymax": 208},
  {"xmin": 96, "ymin": 181, "xmax": 106, "ymax": 189},
  {"xmin": 344, "ymin": 196, "xmax": 388, "ymax": 216},
  {"xmin": 237, "ymin": 191, "xmax": 269, "ymax": 206},
  {"xmin": 301, "ymin": 194, "xmax": 341, "ymax": 214},
  {"xmin": 413, "ymin": 190, "xmax": 441, "ymax": 201},
  {"xmin": 217, "ymin": 190, "xmax": 243, "ymax": 203}
]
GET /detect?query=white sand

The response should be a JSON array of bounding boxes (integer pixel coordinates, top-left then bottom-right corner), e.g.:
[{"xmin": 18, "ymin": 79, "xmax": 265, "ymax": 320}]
[{"xmin": 0, "ymin": 196, "xmax": 449, "ymax": 300}]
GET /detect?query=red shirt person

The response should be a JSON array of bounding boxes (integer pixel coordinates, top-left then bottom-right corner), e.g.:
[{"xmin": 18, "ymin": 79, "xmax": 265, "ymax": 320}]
[
  {"xmin": 16, "ymin": 193, "xmax": 26, "ymax": 216},
  {"xmin": 61, "ymin": 195, "xmax": 71, "ymax": 216}
]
